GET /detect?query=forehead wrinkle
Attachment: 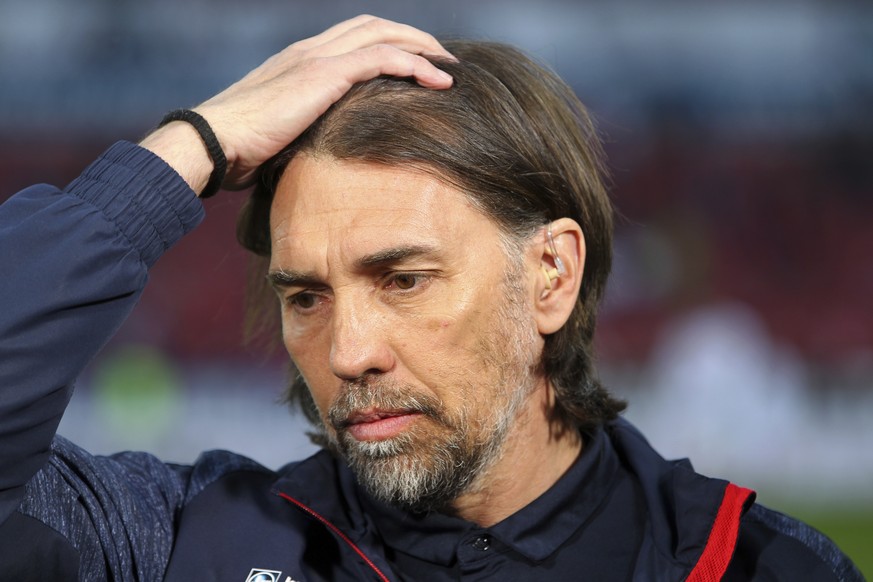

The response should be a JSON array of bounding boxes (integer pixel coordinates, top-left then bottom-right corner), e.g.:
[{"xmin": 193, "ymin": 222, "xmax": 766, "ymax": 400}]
[
  {"xmin": 274, "ymin": 155, "xmax": 467, "ymax": 231},
  {"xmin": 270, "ymin": 155, "xmax": 493, "ymax": 279},
  {"xmin": 278, "ymin": 198, "xmax": 439, "ymax": 246}
]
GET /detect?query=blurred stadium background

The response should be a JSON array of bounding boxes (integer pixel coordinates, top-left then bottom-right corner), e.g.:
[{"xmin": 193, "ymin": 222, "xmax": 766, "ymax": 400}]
[{"xmin": 1, "ymin": 0, "xmax": 870, "ymax": 573}]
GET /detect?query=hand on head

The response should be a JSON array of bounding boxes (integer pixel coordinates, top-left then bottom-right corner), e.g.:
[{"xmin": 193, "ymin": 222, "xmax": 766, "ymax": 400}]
[{"xmin": 142, "ymin": 15, "xmax": 454, "ymax": 193}]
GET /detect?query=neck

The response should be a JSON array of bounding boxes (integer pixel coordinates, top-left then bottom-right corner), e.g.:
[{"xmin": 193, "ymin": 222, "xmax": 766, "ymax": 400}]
[{"xmin": 450, "ymin": 382, "xmax": 583, "ymax": 527}]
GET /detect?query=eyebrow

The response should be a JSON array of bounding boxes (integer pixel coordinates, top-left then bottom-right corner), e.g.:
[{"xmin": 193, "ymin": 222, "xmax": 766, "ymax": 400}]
[
  {"xmin": 267, "ymin": 244, "xmax": 442, "ymax": 291},
  {"xmin": 267, "ymin": 269, "xmax": 323, "ymax": 291},
  {"xmin": 354, "ymin": 244, "xmax": 441, "ymax": 270}
]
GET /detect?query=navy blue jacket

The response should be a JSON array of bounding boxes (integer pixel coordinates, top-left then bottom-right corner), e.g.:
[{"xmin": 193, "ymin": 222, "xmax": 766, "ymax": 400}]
[{"xmin": 0, "ymin": 143, "xmax": 863, "ymax": 581}]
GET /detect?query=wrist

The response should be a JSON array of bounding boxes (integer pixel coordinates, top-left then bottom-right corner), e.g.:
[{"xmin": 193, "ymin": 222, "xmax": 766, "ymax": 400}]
[
  {"xmin": 192, "ymin": 106, "xmax": 237, "ymax": 177},
  {"xmin": 156, "ymin": 109, "xmax": 227, "ymax": 198},
  {"xmin": 140, "ymin": 123, "xmax": 213, "ymax": 195}
]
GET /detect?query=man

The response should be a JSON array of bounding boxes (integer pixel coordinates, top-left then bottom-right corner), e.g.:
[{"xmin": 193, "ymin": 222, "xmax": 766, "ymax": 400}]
[{"xmin": 0, "ymin": 15, "xmax": 861, "ymax": 581}]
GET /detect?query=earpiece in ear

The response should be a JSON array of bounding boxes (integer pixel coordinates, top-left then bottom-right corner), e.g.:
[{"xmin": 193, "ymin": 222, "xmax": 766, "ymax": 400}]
[
  {"xmin": 542, "ymin": 223, "xmax": 566, "ymax": 288},
  {"xmin": 541, "ymin": 266, "xmax": 560, "ymax": 289}
]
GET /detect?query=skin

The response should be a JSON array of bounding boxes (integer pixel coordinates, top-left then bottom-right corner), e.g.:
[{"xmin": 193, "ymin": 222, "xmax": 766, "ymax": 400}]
[{"xmin": 268, "ymin": 155, "xmax": 583, "ymax": 526}]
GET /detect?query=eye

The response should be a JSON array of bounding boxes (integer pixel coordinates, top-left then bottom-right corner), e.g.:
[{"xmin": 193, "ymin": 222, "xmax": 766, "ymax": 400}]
[
  {"xmin": 392, "ymin": 273, "xmax": 419, "ymax": 290},
  {"xmin": 288, "ymin": 291, "xmax": 320, "ymax": 312}
]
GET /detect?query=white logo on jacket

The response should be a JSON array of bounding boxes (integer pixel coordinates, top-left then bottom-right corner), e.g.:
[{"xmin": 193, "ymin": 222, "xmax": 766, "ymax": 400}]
[{"xmin": 245, "ymin": 568, "xmax": 283, "ymax": 582}]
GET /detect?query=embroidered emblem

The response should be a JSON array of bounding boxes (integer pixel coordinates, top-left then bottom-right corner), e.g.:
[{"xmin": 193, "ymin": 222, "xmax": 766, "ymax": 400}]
[{"xmin": 245, "ymin": 568, "xmax": 283, "ymax": 582}]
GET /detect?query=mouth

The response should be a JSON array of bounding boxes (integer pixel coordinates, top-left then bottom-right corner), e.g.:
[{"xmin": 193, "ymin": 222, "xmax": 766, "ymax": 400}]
[{"xmin": 340, "ymin": 409, "xmax": 423, "ymax": 442}]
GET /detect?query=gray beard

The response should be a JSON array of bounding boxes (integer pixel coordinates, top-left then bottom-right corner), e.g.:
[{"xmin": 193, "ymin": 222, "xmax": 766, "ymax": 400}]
[
  {"xmin": 328, "ymin": 376, "xmax": 531, "ymax": 514},
  {"xmin": 324, "ymin": 266, "xmax": 538, "ymax": 514}
]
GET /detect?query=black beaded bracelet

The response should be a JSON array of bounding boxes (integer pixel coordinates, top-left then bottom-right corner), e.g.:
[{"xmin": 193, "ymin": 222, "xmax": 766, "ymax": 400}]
[{"xmin": 158, "ymin": 109, "xmax": 227, "ymax": 199}]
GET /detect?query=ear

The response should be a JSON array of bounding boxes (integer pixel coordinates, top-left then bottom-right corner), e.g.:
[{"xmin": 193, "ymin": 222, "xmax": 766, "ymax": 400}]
[{"xmin": 531, "ymin": 218, "xmax": 585, "ymax": 335}]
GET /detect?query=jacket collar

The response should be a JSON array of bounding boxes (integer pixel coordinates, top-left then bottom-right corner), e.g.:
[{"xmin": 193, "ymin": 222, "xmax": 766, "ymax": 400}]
[
  {"xmin": 364, "ymin": 431, "xmax": 618, "ymax": 565},
  {"xmin": 274, "ymin": 427, "xmax": 620, "ymax": 566},
  {"xmin": 272, "ymin": 449, "xmax": 370, "ymax": 536},
  {"xmin": 271, "ymin": 419, "xmax": 754, "ymax": 577}
]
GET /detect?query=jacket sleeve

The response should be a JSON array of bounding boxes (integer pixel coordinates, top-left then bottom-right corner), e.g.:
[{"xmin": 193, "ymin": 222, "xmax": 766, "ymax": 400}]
[{"xmin": 0, "ymin": 141, "xmax": 204, "ymax": 576}]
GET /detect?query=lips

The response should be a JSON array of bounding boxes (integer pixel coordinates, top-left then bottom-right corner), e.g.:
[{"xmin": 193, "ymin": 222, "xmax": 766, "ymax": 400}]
[{"xmin": 342, "ymin": 409, "xmax": 422, "ymax": 441}]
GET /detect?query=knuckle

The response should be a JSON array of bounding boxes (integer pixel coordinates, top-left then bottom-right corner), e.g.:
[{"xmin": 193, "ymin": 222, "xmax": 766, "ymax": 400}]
[
  {"xmin": 360, "ymin": 15, "xmax": 388, "ymax": 32},
  {"xmin": 367, "ymin": 44, "xmax": 404, "ymax": 64}
]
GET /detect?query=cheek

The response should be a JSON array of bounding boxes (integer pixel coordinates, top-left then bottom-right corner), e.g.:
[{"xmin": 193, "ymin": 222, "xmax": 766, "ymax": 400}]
[
  {"xmin": 283, "ymin": 328, "xmax": 336, "ymax": 414},
  {"xmin": 396, "ymin": 307, "xmax": 495, "ymax": 387}
]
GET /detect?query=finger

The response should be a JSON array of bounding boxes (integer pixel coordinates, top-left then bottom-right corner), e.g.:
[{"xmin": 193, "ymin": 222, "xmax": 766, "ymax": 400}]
[
  {"xmin": 291, "ymin": 14, "xmax": 380, "ymax": 52},
  {"xmin": 336, "ymin": 44, "xmax": 454, "ymax": 89},
  {"xmin": 312, "ymin": 17, "xmax": 454, "ymax": 61}
]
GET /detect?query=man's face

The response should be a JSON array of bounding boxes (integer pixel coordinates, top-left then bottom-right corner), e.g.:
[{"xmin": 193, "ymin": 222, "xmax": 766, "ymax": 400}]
[{"xmin": 269, "ymin": 155, "xmax": 543, "ymax": 511}]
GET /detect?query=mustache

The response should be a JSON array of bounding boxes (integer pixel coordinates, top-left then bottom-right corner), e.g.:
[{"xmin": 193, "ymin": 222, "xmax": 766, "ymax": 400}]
[{"xmin": 328, "ymin": 378, "xmax": 445, "ymax": 430}]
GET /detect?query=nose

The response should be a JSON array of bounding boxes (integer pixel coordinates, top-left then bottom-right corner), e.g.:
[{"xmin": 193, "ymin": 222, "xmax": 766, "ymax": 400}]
[{"xmin": 329, "ymin": 296, "xmax": 395, "ymax": 380}]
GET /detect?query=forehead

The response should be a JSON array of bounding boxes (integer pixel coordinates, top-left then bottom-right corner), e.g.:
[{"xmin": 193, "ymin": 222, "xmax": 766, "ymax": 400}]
[{"xmin": 269, "ymin": 155, "xmax": 503, "ymax": 265}]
